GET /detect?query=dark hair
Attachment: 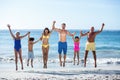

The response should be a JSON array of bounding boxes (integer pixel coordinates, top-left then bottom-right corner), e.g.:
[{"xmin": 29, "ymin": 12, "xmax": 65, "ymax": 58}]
[
  {"xmin": 29, "ymin": 37, "xmax": 34, "ymax": 41},
  {"xmin": 43, "ymin": 27, "xmax": 50, "ymax": 35},
  {"xmin": 75, "ymin": 36, "xmax": 79, "ymax": 39},
  {"xmin": 62, "ymin": 23, "xmax": 66, "ymax": 26}
]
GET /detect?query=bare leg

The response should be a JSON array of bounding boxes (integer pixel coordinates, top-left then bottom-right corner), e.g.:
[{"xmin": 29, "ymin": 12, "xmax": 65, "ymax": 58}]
[
  {"xmin": 73, "ymin": 51, "xmax": 76, "ymax": 65},
  {"xmin": 19, "ymin": 49, "xmax": 23, "ymax": 70},
  {"xmin": 63, "ymin": 54, "xmax": 66, "ymax": 67},
  {"xmin": 77, "ymin": 51, "xmax": 79, "ymax": 65},
  {"xmin": 44, "ymin": 51, "xmax": 47, "ymax": 69},
  {"xmin": 45, "ymin": 46, "xmax": 49, "ymax": 68},
  {"xmin": 14, "ymin": 49, "xmax": 18, "ymax": 71},
  {"xmin": 59, "ymin": 54, "xmax": 62, "ymax": 67},
  {"xmin": 84, "ymin": 50, "xmax": 89, "ymax": 67},
  {"xmin": 42, "ymin": 47, "xmax": 46, "ymax": 68},
  {"xmin": 31, "ymin": 59, "xmax": 33, "ymax": 68},
  {"xmin": 92, "ymin": 51, "xmax": 97, "ymax": 68},
  {"xmin": 27, "ymin": 59, "xmax": 29, "ymax": 66}
]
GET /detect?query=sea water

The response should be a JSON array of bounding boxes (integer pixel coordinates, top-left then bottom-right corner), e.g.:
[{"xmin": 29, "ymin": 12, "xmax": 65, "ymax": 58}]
[{"xmin": 0, "ymin": 30, "xmax": 120, "ymax": 66}]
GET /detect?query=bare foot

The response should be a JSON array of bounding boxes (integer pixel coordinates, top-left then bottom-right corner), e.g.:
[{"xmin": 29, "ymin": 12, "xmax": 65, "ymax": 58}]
[
  {"xmin": 95, "ymin": 64, "xmax": 97, "ymax": 68},
  {"xmin": 43, "ymin": 64, "xmax": 45, "ymax": 68},
  {"xmin": 73, "ymin": 62, "xmax": 75, "ymax": 65},
  {"xmin": 21, "ymin": 66, "xmax": 24, "ymax": 70},
  {"xmin": 16, "ymin": 66, "xmax": 18, "ymax": 71},
  {"xmin": 63, "ymin": 62, "xmax": 65, "ymax": 67},
  {"xmin": 27, "ymin": 63, "xmax": 29, "ymax": 66},
  {"xmin": 31, "ymin": 64, "xmax": 33, "ymax": 68},
  {"xmin": 60, "ymin": 62, "xmax": 62, "ymax": 67},
  {"xmin": 84, "ymin": 64, "xmax": 86, "ymax": 67},
  {"xmin": 45, "ymin": 64, "xmax": 47, "ymax": 69}
]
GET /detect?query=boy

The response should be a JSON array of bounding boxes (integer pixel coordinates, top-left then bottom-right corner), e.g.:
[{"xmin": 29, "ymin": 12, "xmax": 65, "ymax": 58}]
[{"xmin": 27, "ymin": 33, "xmax": 40, "ymax": 68}]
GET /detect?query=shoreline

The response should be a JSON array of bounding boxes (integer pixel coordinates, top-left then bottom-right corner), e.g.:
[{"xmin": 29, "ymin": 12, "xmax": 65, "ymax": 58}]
[{"xmin": 0, "ymin": 62, "xmax": 120, "ymax": 80}]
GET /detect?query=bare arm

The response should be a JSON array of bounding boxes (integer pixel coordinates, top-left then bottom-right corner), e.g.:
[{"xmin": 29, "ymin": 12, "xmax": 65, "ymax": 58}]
[
  {"xmin": 80, "ymin": 30, "xmax": 88, "ymax": 37},
  {"xmin": 52, "ymin": 21, "xmax": 61, "ymax": 32},
  {"xmin": 33, "ymin": 39, "xmax": 40, "ymax": 44},
  {"xmin": 7, "ymin": 24, "xmax": 15, "ymax": 39},
  {"xmin": 28, "ymin": 33, "xmax": 30, "ymax": 42},
  {"xmin": 67, "ymin": 31, "xmax": 74, "ymax": 36},
  {"xmin": 72, "ymin": 32, "xmax": 76, "ymax": 41},
  {"xmin": 95, "ymin": 23, "xmax": 105, "ymax": 34},
  {"xmin": 49, "ymin": 26, "xmax": 54, "ymax": 35},
  {"xmin": 79, "ymin": 31, "xmax": 82, "ymax": 39},
  {"xmin": 40, "ymin": 33, "xmax": 43, "ymax": 41},
  {"xmin": 20, "ymin": 32, "xmax": 30, "ymax": 39}
]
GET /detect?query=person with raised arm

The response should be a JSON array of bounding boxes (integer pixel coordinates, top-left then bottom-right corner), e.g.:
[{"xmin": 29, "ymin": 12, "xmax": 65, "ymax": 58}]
[
  {"xmin": 72, "ymin": 32, "xmax": 81, "ymax": 65},
  {"xmin": 7, "ymin": 24, "xmax": 30, "ymax": 71},
  {"xmin": 52, "ymin": 21, "xmax": 74, "ymax": 67},
  {"xmin": 27, "ymin": 33, "xmax": 40, "ymax": 68},
  {"xmin": 80, "ymin": 23, "xmax": 105, "ymax": 68},
  {"xmin": 40, "ymin": 27, "xmax": 53, "ymax": 69}
]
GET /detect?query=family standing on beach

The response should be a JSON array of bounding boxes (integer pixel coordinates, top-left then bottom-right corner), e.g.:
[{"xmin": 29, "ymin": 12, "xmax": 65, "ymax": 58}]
[{"xmin": 7, "ymin": 21, "xmax": 105, "ymax": 71}]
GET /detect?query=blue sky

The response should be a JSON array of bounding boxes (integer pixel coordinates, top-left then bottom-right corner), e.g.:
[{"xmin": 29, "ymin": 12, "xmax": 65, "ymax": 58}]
[{"xmin": 0, "ymin": 0, "xmax": 120, "ymax": 30}]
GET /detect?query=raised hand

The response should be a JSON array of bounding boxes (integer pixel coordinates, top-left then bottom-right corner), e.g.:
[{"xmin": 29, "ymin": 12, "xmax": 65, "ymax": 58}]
[
  {"xmin": 73, "ymin": 32, "xmax": 76, "ymax": 36},
  {"xmin": 28, "ymin": 32, "xmax": 30, "ymax": 34},
  {"xmin": 52, "ymin": 21, "xmax": 56, "ymax": 30},
  {"xmin": 102, "ymin": 23, "xmax": 105, "ymax": 27},
  {"xmin": 80, "ymin": 30, "xmax": 83, "ymax": 36},
  {"xmin": 7, "ymin": 24, "xmax": 15, "ymax": 39},
  {"xmin": 53, "ymin": 21, "xmax": 56, "ymax": 24},
  {"xmin": 7, "ymin": 24, "xmax": 11, "ymax": 28}
]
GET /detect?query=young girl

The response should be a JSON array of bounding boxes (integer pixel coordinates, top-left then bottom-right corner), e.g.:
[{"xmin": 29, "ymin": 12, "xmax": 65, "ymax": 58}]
[
  {"xmin": 72, "ymin": 32, "xmax": 81, "ymax": 65},
  {"xmin": 7, "ymin": 24, "xmax": 30, "ymax": 71},
  {"xmin": 40, "ymin": 28, "xmax": 52, "ymax": 69}
]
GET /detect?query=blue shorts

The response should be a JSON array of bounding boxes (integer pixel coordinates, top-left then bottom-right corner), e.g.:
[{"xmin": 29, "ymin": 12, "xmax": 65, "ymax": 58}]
[
  {"xmin": 58, "ymin": 42, "xmax": 67, "ymax": 54},
  {"xmin": 28, "ymin": 51, "xmax": 34, "ymax": 59}
]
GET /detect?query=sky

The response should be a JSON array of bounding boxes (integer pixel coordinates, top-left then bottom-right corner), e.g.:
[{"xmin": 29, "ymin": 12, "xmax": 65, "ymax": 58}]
[{"xmin": 0, "ymin": 0, "xmax": 120, "ymax": 30}]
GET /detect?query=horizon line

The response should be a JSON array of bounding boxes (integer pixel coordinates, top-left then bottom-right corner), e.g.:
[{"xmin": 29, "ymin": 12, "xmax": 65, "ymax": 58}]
[{"xmin": 0, "ymin": 28, "xmax": 120, "ymax": 31}]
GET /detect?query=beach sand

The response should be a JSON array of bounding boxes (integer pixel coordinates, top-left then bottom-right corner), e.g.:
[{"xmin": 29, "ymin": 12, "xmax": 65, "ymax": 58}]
[{"xmin": 0, "ymin": 62, "xmax": 120, "ymax": 80}]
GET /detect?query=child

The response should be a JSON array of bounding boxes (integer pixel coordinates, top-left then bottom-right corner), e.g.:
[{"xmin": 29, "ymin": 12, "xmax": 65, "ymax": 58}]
[
  {"xmin": 40, "ymin": 27, "xmax": 53, "ymax": 69},
  {"xmin": 72, "ymin": 32, "xmax": 81, "ymax": 65},
  {"xmin": 7, "ymin": 24, "xmax": 30, "ymax": 71},
  {"xmin": 27, "ymin": 33, "xmax": 40, "ymax": 68}
]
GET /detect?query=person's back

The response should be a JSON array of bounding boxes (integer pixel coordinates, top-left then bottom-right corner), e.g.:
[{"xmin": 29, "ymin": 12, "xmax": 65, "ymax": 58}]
[
  {"xmin": 27, "ymin": 35, "xmax": 40, "ymax": 68},
  {"xmin": 28, "ymin": 39, "xmax": 34, "ymax": 52}
]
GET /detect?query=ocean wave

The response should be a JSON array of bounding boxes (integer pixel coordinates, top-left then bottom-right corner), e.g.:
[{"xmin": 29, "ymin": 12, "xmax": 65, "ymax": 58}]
[{"xmin": 0, "ymin": 57, "xmax": 120, "ymax": 65}]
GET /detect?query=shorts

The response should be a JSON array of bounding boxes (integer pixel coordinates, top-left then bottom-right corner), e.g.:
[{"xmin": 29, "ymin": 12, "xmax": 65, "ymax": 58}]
[
  {"xmin": 58, "ymin": 42, "xmax": 67, "ymax": 54},
  {"xmin": 28, "ymin": 51, "xmax": 34, "ymax": 59},
  {"xmin": 85, "ymin": 42, "xmax": 96, "ymax": 51}
]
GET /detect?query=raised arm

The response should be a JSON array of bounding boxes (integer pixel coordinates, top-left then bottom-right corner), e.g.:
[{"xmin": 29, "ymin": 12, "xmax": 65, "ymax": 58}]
[
  {"xmin": 49, "ymin": 25, "xmax": 54, "ymax": 35},
  {"xmin": 80, "ymin": 30, "xmax": 88, "ymax": 37},
  {"xmin": 33, "ymin": 39, "xmax": 40, "ymax": 44},
  {"xmin": 72, "ymin": 32, "xmax": 76, "ymax": 41},
  {"xmin": 52, "ymin": 21, "xmax": 61, "ymax": 32},
  {"xmin": 20, "ymin": 32, "xmax": 30, "ymax": 39},
  {"xmin": 95, "ymin": 23, "xmax": 105, "ymax": 34},
  {"xmin": 79, "ymin": 30, "xmax": 82, "ymax": 39},
  {"xmin": 40, "ymin": 33, "xmax": 43, "ymax": 41},
  {"xmin": 67, "ymin": 31, "xmax": 74, "ymax": 36},
  {"xmin": 7, "ymin": 24, "xmax": 15, "ymax": 39},
  {"xmin": 28, "ymin": 32, "xmax": 30, "ymax": 42}
]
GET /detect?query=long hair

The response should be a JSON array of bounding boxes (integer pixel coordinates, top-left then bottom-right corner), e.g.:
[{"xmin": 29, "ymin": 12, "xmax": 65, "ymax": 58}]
[{"xmin": 43, "ymin": 27, "xmax": 50, "ymax": 35}]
